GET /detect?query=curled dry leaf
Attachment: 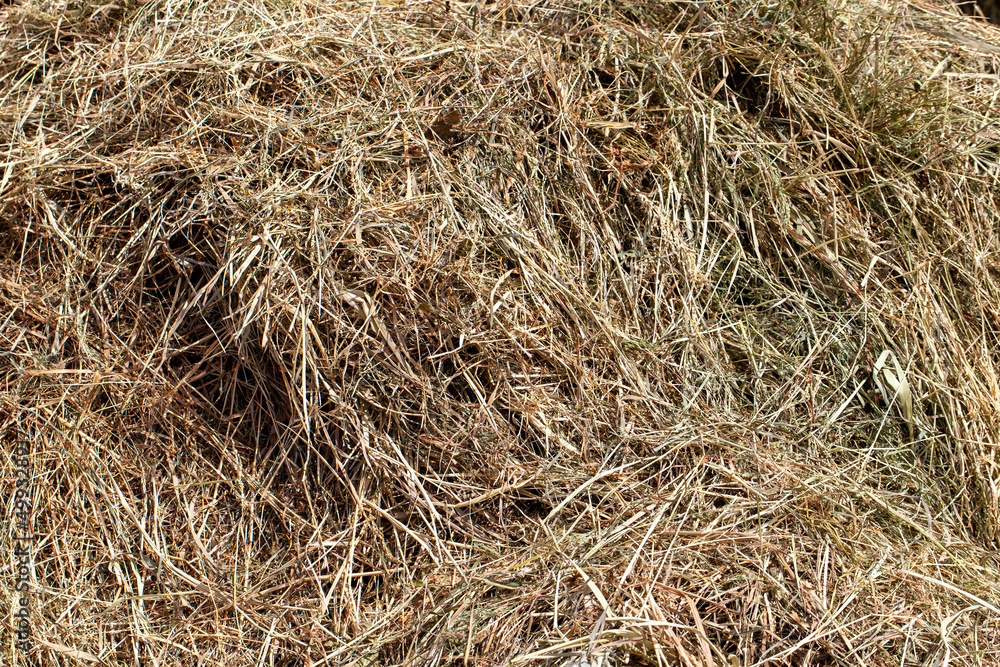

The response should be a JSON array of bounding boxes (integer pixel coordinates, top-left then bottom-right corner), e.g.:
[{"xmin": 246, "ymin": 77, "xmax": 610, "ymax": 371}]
[
  {"xmin": 426, "ymin": 108, "xmax": 463, "ymax": 141},
  {"xmin": 874, "ymin": 349, "xmax": 914, "ymax": 439}
]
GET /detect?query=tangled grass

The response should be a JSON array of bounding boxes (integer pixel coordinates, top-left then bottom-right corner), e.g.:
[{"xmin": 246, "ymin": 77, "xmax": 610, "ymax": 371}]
[{"xmin": 2, "ymin": 0, "xmax": 1000, "ymax": 664}]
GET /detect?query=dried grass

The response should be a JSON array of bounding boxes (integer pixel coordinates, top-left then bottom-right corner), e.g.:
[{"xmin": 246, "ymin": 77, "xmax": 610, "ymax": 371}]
[{"xmin": 2, "ymin": 0, "xmax": 1000, "ymax": 664}]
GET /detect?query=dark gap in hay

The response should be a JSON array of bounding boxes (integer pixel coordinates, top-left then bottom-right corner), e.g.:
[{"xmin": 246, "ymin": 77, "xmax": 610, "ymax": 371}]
[
  {"xmin": 728, "ymin": 263, "xmax": 771, "ymax": 308},
  {"xmin": 0, "ymin": 196, "xmax": 27, "ymax": 243},
  {"xmin": 723, "ymin": 57, "xmax": 770, "ymax": 117},
  {"xmin": 593, "ymin": 66, "xmax": 619, "ymax": 92},
  {"xmin": 957, "ymin": 0, "xmax": 1000, "ymax": 24},
  {"xmin": 496, "ymin": 406, "xmax": 548, "ymax": 459},
  {"xmin": 139, "ymin": 239, "xmax": 212, "ymax": 302},
  {"xmin": 510, "ymin": 493, "xmax": 551, "ymax": 523},
  {"xmin": 248, "ymin": 63, "xmax": 303, "ymax": 107},
  {"xmin": 6, "ymin": 57, "xmax": 47, "ymax": 90}
]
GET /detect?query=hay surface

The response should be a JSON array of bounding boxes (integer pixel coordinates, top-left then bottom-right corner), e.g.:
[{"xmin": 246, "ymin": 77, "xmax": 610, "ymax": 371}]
[{"xmin": 2, "ymin": 0, "xmax": 1000, "ymax": 664}]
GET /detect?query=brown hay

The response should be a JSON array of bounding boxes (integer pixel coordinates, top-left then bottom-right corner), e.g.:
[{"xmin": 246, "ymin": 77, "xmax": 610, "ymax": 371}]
[{"xmin": 2, "ymin": 0, "xmax": 1000, "ymax": 664}]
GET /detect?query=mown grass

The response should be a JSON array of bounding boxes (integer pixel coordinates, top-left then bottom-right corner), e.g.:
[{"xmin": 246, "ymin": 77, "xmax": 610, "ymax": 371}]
[{"xmin": 1, "ymin": 0, "xmax": 999, "ymax": 664}]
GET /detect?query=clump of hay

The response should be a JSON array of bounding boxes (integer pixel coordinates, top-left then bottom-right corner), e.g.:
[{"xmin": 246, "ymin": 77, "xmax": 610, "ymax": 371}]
[{"xmin": 2, "ymin": 0, "xmax": 1000, "ymax": 664}]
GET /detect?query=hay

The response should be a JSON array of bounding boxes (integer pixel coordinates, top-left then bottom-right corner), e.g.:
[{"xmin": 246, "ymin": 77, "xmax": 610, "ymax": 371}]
[{"xmin": 2, "ymin": 0, "xmax": 1000, "ymax": 664}]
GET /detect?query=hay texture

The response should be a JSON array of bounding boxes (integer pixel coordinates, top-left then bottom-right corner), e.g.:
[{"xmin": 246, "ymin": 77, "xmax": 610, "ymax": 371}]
[{"xmin": 2, "ymin": 0, "xmax": 1000, "ymax": 664}]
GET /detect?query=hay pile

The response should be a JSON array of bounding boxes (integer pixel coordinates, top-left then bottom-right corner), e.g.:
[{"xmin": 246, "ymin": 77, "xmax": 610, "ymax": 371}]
[{"xmin": 2, "ymin": 0, "xmax": 1000, "ymax": 664}]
